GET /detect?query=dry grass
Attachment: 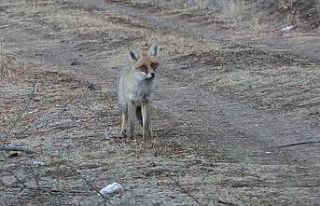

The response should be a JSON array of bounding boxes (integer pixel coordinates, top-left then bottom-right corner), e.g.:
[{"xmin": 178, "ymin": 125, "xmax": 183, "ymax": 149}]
[
  {"xmin": 0, "ymin": 56, "xmax": 227, "ymax": 205},
  {"xmin": 126, "ymin": 0, "xmax": 320, "ymax": 30}
]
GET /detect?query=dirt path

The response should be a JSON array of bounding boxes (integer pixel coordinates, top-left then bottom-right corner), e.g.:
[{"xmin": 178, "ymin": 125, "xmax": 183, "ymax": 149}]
[{"xmin": 1, "ymin": 0, "xmax": 320, "ymax": 205}]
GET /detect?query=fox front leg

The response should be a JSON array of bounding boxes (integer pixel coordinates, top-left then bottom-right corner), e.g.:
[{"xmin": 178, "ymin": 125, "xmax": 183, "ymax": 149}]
[
  {"xmin": 141, "ymin": 103, "xmax": 151, "ymax": 139},
  {"xmin": 127, "ymin": 101, "xmax": 135, "ymax": 138},
  {"xmin": 120, "ymin": 111, "xmax": 128, "ymax": 138}
]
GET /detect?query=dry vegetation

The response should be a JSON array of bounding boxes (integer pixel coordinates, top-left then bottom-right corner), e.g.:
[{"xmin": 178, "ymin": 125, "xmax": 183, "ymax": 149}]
[{"xmin": 1, "ymin": 0, "xmax": 320, "ymax": 205}]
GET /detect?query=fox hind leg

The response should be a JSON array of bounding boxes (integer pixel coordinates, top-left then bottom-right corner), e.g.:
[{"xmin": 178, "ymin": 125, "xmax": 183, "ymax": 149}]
[{"xmin": 136, "ymin": 106, "xmax": 143, "ymax": 126}]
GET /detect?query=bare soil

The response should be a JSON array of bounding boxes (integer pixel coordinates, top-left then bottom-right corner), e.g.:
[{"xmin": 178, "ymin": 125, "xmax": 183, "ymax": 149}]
[{"xmin": 1, "ymin": 0, "xmax": 320, "ymax": 205}]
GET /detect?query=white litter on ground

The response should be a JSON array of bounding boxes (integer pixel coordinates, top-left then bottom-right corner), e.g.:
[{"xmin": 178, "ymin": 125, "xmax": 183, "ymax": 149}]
[
  {"xmin": 280, "ymin": 25, "xmax": 295, "ymax": 32},
  {"xmin": 99, "ymin": 182, "xmax": 124, "ymax": 198}
]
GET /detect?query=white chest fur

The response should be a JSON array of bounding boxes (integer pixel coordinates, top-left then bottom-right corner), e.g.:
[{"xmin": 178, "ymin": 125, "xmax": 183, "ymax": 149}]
[{"xmin": 128, "ymin": 73, "xmax": 153, "ymax": 103}]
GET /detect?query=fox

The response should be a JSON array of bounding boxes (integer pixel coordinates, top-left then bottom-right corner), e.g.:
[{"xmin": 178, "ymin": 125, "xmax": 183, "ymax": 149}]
[{"xmin": 118, "ymin": 44, "xmax": 159, "ymax": 138}]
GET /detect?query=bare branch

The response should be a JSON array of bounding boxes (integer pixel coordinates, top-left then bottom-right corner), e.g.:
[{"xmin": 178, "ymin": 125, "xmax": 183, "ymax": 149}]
[
  {"xmin": 12, "ymin": 185, "xmax": 95, "ymax": 196},
  {"xmin": 277, "ymin": 140, "xmax": 320, "ymax": 149},
  {"xmin": 165, "ymin": 171, "xmax": 205, "ymax": 205},
  {"xmin": 163, "ymin": 167, "xmax": 239, "ymax": 206},
  {"xmin": 217, "ymin": 199, "xmax": 240, "ymax": 206},
  {"xmin": 0, "ymin": 144, "xmax": 34, "ymax": 154},
  {"xmin": 2, "ymin": 80, "xmax": 36, "ymax": 140},
  {"xmin": 66, "ymin": 163, "xmax": 106, "ymax": 198}
]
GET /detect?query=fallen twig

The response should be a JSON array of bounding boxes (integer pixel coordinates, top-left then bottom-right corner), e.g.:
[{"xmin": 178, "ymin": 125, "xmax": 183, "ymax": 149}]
[
  {"xmin": 165, "ymin": 171, "xmax": 204, "ymax": 205},
  {"xmin": 13, "ymin": 90, "xmax": 83, "ymax": 139},
  {"xmin": 277, "ymin": 140, "xmax": 320, "ymax": 149},
  {"xmin": 14, "ymin": 185, "xmax": 95, "ymax": 196},
  {"xmin": 56, "ymin": 161, "xmax": 106, "ymax": 198},
  {"xmin": 164, "ymin": 167, "xmax": 239, "ymax": 206},
  {"xmin": 2, "ymin": 80, "xmax": 36, "ymax": 140},
  {"xmin": 0, "ymin": 144, "xmax": 34, "ymax": 154},
  {"xmin": 217, "ymin": 199, "xmax": 239, "ymax": 206}
]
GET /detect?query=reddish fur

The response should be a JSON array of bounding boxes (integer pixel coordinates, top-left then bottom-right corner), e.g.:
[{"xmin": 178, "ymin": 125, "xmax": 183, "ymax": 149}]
[
  {"xmin": 119, "ymin": 44, "xmax": 159, "ymax": 138},
  {"xmin": 134, "ymin": 52, "xmax": 159, "ymax": 73}
]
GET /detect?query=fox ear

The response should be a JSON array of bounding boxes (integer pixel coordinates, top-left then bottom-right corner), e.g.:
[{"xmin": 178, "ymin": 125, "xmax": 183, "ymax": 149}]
[
  {"xmin": 129, "ymin": 49, "xmax": 139, "ymax": 61},
  {"xmin": 148, "ymin": 43, "xmax": 159, "ymax": 57}
]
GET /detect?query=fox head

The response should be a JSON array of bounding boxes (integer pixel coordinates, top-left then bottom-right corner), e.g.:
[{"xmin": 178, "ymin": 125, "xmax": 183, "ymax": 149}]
[{"xmin": 129, "ymin": 44, "xmax": 159, "ymax": 80}]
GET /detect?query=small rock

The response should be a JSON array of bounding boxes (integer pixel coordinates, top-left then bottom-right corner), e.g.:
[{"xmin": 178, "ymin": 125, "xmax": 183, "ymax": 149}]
[
  {"xmin": 309, "ymin": 110, "xmax": 319, "ymax": 116},
  {"xmin": 87, "ymin": 83, "xmax": 97, "ymax": 90},
  {"xmin": 70, "ymin": 61, "xmax": 80, "ymax": 66},
  {"xmin": 33, "ymin": 160, "xmax": 45, "ymax": 166},
  {"xmin": 8, "ymin": 152, "xmax": 19, "ymax": 158}
]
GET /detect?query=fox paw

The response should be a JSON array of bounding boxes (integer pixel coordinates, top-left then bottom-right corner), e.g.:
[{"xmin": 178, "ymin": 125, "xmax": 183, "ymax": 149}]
[{"xmin": 120, "ymin": 130, "xmax": 127, "ymax": 138}]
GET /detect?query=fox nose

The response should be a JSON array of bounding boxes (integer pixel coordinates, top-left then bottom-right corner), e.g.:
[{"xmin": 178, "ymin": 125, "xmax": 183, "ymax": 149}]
[{"xmin": 150, "ymin": 72, "xmax": 155, "ymax": 78}]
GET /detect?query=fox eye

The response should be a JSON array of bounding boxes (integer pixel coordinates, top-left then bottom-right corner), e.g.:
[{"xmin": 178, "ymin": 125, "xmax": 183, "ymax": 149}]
[
  {"xmin": 138, "ymin": 65, "xmax": 148, "ymax": 73},
  {"xmin": 151, "ymin": 62, "xmax": 159, "ymax": 69}
]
